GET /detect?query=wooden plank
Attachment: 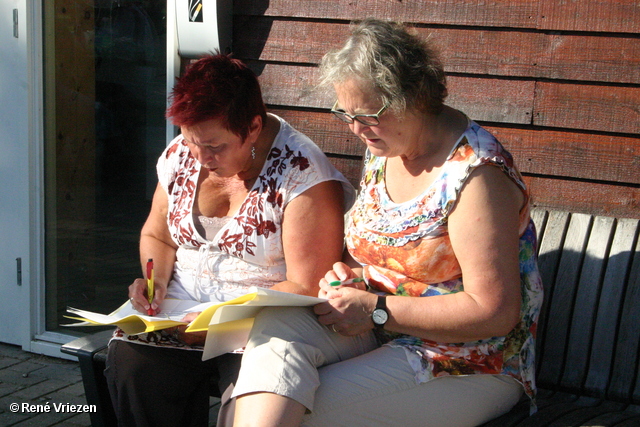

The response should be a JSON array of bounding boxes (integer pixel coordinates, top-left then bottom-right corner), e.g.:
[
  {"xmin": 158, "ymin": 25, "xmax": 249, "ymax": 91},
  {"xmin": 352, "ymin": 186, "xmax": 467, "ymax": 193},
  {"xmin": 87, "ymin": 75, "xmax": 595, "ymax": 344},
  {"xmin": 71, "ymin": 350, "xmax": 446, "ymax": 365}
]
[
  {"xmin": 325, "ymin": 156, "xmax": 364, "ymax": 190},
  {"xmin": 234, "ymin": 18, "xmax": 640, "ymax": 84},
  {"xmin": 537, "ymin": 213, "xmax": 592, "ymax": 389},
  {"xmin": 517, "ymin": 393, "xmax": 583, "ymax": 426},
  {"xmin": 610, "ymin": 229, "xmax": 640, "ymax": 403},
  {"xmin": 267, "ymin": 111, "xmax": 640, "ymax": 185},
  {"xmin": 267, "ymin": 110, "xmax": 640, "ymax": 216},
  {"xmin": 538, "ymin": 0, "xmax": 640, "ymax": 34},
  {"xmin": 324, "ymin": 161, "xmax": 637, "ymax": 221},
  {"xmin": 561, "ymin": 216, "xmax": 615, "ymax": 391},
  {"xmin": 523, "ymin": 176, "xmax": 640, "ymax": 219},
  {"xmin": 548, "ymin": 400, "xmax": 628, "ymax": 427},
  {"xmin": 584, "ymin": 410, "xmax": 640, "ymax": 426},
  {"xmin": 585, "ymin": 218, "xmax": 640, "ymax": 400},
  {"xmin": 536, "ymin": 33, "xmax": 640, "ymax": 84},
  {"xmin": 534, "ymin": 210, "xmax": 570, "ymax": 374},
  {"xmin": 615, "ymin": 416, "xmax": 640, "ymax": 426},
  {"xmin": 272, "ymin": 109, "xmax": 367, "ymax": 157},
  {"xmin": 234, "ymin": 19, "xmax": 544, "ymax": 78},
  {"xmin": 234, "ymin": 0, "xmax": 540, "ymax": 29},
  {"xmin": 487, "ymin": 127, "xmax": 640, "ymax": 185},
  {"xmin": 530, "ymin": 208, "xmax": 549, "ymax": 253},
  {"xmin": 255, "ymin": 62, "xmax": 535, "ymax": 124},
  {"xmin": 233, "ymin": 16, "xmax": 345, "ymax": 64},
  {"xmin": 436, "ymin": 77, "xmax": 534, "ymax": 125},
  {"xmin": 254, "ymin": 63, "xmax": 326, "ymax": 108},
  {"xmin": 533, "ymin": 82, "xmax": 640, "ymax": 134}
]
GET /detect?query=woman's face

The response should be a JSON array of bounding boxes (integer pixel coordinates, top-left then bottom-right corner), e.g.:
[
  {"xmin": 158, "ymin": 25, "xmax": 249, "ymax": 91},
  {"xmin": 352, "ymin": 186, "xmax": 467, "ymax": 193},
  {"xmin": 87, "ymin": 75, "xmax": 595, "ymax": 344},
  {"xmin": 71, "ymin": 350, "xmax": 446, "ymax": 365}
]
[
  {"xmin": 334, "ymin": 80, "xmax": 421, "ymax": 158},
  {"xmin": 181, "ymin": 117, "xmax": 258, "ymax": 178}
]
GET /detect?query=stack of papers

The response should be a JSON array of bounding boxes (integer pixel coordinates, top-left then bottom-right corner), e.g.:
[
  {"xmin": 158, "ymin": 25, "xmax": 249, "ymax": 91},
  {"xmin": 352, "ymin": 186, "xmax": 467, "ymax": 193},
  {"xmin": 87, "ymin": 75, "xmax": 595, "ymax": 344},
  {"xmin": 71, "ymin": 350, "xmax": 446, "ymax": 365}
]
[{"xmin": 65, "ymin": 287, "xmax": 326, "ymax": 359}]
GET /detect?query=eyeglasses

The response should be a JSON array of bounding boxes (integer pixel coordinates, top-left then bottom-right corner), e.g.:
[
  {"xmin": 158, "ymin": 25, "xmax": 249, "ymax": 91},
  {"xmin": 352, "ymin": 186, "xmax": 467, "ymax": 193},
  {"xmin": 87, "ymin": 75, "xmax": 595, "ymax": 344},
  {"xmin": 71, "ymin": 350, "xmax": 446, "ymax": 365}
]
[{"xmin": 330, "ymin": 100, "xmax": 389, "ymax": 126}]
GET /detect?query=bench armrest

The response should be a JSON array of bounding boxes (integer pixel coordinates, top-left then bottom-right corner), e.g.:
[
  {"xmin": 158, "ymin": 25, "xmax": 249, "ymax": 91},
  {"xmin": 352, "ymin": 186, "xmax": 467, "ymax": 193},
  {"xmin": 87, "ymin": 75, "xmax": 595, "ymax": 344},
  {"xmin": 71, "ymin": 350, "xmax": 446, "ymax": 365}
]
[{"xmin": 61, "ymin": 329, "xmax": 116, "ymax": 427}]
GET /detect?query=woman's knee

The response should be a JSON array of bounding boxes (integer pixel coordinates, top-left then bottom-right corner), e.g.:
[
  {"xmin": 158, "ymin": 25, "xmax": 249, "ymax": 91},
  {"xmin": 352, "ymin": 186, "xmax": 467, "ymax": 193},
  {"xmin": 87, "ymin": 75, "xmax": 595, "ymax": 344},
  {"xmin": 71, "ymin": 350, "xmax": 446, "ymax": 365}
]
[
  {"xmin": 247, "ymin": 307, "xmax": 323, "ymax": 348},
  {"xmin": 106, "ymin": 341, "xmax": 157, "ymax": 379}
]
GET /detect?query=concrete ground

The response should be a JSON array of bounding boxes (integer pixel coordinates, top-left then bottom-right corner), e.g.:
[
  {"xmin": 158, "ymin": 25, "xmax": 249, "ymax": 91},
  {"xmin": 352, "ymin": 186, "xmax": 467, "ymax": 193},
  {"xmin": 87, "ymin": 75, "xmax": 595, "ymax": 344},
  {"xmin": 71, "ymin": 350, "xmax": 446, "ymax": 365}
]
[{"xmin": 0, "ymin": 342, "xmax": 221, "ymax": 426}]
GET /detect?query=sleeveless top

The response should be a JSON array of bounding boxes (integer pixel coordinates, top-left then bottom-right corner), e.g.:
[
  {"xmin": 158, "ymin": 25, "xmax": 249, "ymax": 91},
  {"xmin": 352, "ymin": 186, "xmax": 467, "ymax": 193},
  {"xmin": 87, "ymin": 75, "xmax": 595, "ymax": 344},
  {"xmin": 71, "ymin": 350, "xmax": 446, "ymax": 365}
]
[
  {"xmin": 159, "ymin": 114, "xmax": 356, "ymax": 303},
  {"xmin": 346, "ymin": 120, "xmax": 543, "ymax": 406},
  {"xmin": 111, "ymin": 115, "xmax": 354, "ymax": 349}
]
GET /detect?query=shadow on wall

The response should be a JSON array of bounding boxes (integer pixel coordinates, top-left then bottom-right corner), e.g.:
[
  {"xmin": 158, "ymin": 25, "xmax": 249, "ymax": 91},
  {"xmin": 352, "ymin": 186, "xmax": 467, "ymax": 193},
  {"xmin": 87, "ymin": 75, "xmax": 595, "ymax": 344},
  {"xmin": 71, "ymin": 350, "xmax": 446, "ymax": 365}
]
[{"xmin": 232, "ymin": 0, "xmax": 270, "ymax": 76}]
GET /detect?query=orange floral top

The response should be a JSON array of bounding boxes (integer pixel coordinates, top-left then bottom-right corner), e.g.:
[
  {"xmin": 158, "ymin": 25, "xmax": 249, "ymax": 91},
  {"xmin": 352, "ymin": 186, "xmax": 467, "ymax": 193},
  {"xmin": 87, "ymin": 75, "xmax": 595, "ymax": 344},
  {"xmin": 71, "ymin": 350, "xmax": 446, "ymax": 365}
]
[{"xmin": 346, "ymin": 121, "xmax": 543, "ymax": 407}]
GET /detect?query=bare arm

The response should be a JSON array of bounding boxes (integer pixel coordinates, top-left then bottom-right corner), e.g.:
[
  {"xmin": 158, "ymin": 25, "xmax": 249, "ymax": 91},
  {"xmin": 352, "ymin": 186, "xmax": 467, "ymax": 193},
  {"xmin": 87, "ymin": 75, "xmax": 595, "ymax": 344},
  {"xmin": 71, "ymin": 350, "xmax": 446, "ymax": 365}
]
[
  {"xmin": 271, "ymin": 179, "xmax": 346, "ymax": 296},
  {"xmin": 129, "ymin": 183, "xmax": 178, "ymax": 313},
  {"xmin": 317, "ymin": 165, "xmax": 523, "ymax": 342},
  {"xmin": 174, "ymin": 180, "xmax": 346, "ymax": 345}
]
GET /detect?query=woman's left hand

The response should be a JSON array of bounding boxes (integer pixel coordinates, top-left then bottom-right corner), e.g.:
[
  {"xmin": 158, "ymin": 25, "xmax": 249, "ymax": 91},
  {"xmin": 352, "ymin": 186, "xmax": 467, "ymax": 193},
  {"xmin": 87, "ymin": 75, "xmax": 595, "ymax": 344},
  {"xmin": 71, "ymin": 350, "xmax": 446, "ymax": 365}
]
[
  {"xmin": 314, "ymin": 285, "xmax": 377, "ymax": 336},
  {"xmin": 167, "ymin": 311, "xmax": 207, "ymax": 346}
]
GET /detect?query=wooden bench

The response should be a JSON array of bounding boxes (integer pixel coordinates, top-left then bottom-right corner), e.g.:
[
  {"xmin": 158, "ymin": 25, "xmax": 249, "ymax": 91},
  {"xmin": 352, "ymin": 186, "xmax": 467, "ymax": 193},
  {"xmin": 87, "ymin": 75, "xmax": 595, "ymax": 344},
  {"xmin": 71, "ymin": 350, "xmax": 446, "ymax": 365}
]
[
  {"xmin": 483, "ymin": 209, "xmax": 640, "ymax": 426},
  {"xmin": 62, "ymin": 207, "xmax": 640, "ymax": 426}
]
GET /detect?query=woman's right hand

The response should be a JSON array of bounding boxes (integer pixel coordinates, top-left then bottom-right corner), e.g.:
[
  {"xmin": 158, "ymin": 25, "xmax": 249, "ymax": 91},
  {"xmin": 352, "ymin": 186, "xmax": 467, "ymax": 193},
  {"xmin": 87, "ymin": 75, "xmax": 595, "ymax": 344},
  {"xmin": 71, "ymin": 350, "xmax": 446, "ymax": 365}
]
[
  {"xmin": 128, "ymin": 278, "xmax": 166, "ymax": 315},
  {"xmin": 131, "ymin": 183, "xmax": 176, "ymax": 315},
  {"xmin": 315, "ymin": 262, "xmax": 376, "ymax": 336},
  {"xmin": 318, "ymin": 262, "xmax": 365, "ymax": 298}
]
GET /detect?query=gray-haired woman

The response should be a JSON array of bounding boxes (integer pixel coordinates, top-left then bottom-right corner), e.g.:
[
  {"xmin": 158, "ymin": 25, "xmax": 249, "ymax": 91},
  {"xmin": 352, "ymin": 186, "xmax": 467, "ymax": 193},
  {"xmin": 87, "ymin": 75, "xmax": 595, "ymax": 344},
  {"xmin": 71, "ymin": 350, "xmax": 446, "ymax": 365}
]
[{"xmin": 230, "ymin": 19, "xmax": 543, "ymax": 427}]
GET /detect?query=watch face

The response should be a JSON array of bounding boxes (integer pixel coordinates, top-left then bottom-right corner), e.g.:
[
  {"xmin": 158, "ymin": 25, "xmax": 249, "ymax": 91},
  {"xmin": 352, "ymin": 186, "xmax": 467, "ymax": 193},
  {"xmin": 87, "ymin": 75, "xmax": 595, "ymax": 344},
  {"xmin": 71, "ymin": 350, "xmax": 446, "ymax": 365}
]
[{"xmin": 372, "ymin": 308, "xmax": 389, "ymax": 325}]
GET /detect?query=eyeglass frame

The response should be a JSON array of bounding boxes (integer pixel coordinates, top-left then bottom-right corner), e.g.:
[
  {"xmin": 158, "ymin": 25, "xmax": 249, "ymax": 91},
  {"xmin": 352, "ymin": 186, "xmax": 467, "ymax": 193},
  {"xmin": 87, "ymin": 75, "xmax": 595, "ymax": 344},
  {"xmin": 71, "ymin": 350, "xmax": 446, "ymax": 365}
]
[{"xmin": 330, "ymin": 100, "xmax": 389, "ymax": 126}]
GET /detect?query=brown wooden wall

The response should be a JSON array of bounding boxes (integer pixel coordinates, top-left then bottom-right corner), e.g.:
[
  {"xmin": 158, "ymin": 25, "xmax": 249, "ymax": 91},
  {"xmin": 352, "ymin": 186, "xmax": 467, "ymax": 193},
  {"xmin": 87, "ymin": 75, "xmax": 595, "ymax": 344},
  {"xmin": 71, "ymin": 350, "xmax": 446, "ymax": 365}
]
[{"xmin": 230, "ymin": 0, "xmax": 640, "ymax": 219}]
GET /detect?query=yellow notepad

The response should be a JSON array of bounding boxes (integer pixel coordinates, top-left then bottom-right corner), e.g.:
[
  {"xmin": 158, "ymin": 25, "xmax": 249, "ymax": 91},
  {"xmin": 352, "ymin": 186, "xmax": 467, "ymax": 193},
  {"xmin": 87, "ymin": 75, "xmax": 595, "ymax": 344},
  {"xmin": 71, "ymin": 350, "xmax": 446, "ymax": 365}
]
[{"xmin": 64, "ymin": 287, "xmax": 326, "ymax": 358}]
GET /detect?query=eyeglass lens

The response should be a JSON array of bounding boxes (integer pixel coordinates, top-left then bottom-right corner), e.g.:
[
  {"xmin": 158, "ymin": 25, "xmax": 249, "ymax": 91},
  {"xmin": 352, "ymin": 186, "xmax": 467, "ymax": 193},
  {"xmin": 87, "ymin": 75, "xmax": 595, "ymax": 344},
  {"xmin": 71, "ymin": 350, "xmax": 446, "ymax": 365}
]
[{"xmin": 332, "ymin": 111, "xmax": 380, "ymax": 126}]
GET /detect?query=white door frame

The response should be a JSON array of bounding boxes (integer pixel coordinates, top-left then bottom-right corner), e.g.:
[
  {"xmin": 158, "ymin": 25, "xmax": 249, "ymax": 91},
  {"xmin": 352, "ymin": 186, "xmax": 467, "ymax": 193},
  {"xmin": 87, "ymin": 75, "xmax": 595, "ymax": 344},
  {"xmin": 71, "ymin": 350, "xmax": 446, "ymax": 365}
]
[
  {"xmin": 0, "ymin": 0, "xmax": 72, "ymax": 358},
  {"xmin": 0, "ymin": 0, "xmax": 34, "ymax": 347}
]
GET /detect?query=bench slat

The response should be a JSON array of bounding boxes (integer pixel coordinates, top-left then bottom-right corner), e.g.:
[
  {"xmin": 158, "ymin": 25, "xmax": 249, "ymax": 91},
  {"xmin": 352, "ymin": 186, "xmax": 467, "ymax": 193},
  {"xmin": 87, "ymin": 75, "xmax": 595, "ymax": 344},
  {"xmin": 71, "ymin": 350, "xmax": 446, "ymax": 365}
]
[
  {"xmin": 534, "ymin": 209, "xmax": 569, "ymax": 370},
  {"xmin": 561, "ymin": 216, "xmax": 615, "ymax": 392},
  {"xmin": 630, "ymin": 244, "xmax": 640, "ymax": 404},
  {"xmin": 615, "ymin": 416, "xmax": 640, "ymax": 426},
  {"xmin": 546, "ymin": 398, "xmax": 626, "ymax": 427},
  {"xmin": 530, "ymin": 208, "xmax": 548, "ymax": 244},
  {"xmin": 608, "ymin": 229, "xmax": 640, "ymax": 404},
  {"xmin": 587, "ymin": 218, "xmax": 640, "ymax": 401},
  {"xmin": 516, "ymin": 391, "xmax": 581, "ymax": 426},
  {"xmin": 580, "ymin": 409, "xmax": 640, "ymax": 426},
  {"xmin": 482, "ymin": 392, "xmax": 639, "ymax": 426},
  {"xmin": 538, "ymin": 213, "xmax": 592, "ymax": 388}
]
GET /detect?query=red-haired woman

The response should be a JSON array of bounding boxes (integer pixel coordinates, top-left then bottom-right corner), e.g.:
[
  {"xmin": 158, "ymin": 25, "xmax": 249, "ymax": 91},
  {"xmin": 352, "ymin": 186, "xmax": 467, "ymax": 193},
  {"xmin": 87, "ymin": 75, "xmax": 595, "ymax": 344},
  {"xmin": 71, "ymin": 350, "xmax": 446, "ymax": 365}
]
[{"xmin": 104, "ymin": 53, "xmax": 355, "ymax": 426}]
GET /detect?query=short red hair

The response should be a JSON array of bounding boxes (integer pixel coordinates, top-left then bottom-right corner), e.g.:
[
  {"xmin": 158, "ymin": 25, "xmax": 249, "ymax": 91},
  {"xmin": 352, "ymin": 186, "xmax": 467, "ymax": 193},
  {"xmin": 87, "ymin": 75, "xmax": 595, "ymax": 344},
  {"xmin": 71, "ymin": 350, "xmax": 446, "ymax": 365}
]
[{"xmin": 166, "ymin": 53, "xmax": 267, "ymax": 141}]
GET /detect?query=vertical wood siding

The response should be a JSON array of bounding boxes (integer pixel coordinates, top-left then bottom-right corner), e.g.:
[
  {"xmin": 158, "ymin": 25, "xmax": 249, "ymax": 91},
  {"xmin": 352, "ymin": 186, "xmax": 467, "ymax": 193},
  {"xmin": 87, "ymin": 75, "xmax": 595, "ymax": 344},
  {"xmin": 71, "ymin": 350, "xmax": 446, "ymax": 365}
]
[{"xmin": 231, "ymin": 0, "xmax": 640, "ymax": 218}]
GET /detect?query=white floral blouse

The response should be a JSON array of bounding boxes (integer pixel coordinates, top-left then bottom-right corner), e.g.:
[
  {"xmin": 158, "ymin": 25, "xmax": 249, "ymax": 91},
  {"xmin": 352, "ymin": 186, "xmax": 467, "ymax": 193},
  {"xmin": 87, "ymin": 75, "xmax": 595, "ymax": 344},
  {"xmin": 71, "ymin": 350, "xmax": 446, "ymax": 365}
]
[{"xmin": 112, "ymin": 114, "xmax": 354, "ymax": 349}]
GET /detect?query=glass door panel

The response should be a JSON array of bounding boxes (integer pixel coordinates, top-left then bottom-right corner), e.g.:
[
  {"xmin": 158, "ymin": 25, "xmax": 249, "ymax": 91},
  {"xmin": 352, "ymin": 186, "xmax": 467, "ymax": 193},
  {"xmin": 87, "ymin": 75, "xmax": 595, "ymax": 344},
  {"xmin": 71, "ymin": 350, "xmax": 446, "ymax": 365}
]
[{"xmin": 44, "ymin": 0, "xmax": 167, "ymax": 334}]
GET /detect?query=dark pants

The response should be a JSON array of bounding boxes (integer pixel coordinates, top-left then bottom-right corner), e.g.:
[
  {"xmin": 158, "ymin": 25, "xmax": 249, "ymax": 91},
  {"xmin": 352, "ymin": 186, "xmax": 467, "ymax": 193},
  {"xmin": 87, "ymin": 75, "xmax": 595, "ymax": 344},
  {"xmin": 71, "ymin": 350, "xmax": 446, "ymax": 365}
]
[{"xmin": 105, "ymin": 340, "xmax": 241, "ymax": 427}]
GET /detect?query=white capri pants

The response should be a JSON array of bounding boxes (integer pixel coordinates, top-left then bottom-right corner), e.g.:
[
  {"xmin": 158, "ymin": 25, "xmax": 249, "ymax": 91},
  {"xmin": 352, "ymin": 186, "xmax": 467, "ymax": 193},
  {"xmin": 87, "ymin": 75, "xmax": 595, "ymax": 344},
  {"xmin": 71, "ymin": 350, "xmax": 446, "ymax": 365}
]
[{"xmin": 232, "ymin": 306, "xmax": 524, "ymax": 427}]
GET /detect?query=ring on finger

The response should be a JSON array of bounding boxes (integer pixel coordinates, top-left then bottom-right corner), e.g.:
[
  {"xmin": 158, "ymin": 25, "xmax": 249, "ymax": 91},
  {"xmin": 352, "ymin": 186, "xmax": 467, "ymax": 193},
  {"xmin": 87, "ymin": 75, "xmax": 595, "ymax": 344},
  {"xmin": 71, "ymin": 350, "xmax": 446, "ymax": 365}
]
[{"xmin": 331, "ymin": 324, "xmax": 338, "ymax": 333}]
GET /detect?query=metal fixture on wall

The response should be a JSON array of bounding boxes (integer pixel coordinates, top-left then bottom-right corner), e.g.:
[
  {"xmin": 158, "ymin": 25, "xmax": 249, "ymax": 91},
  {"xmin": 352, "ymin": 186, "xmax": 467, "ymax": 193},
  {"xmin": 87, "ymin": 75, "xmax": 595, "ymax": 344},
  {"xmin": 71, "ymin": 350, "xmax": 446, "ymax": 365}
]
[{"xmin": 166, "ymin": 0, "xmax": 232, "ymax": 142}]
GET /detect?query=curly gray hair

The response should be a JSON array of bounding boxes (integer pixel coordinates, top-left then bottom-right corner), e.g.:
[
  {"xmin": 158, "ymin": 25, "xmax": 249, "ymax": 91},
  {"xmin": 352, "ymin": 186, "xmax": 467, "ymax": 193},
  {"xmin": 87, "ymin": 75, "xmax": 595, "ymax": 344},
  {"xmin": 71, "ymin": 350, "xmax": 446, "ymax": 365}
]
[{"xmin": 319, "ymin": 18, "xmax": 447, "ymax": 115}]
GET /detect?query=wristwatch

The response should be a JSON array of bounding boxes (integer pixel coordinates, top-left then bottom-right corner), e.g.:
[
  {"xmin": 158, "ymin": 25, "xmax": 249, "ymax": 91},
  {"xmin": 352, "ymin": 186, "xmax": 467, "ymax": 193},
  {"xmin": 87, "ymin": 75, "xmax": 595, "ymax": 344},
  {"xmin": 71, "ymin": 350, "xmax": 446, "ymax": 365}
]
[{"xmin": 371, "ymin": 296, "xmax": 389, "ymax": 329}]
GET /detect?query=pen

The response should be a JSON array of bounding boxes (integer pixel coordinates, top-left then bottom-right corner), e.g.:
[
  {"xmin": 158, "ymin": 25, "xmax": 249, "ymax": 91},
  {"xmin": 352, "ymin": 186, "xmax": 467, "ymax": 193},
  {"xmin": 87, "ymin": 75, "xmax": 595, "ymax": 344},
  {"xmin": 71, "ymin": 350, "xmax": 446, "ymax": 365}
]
[
  {"xmin": 329, "ymin": 277, "xmax": 365, "ymax": 287},
  {"xmin": 146, "ymin": 259, "xmax": 155, "ymax": 315}
]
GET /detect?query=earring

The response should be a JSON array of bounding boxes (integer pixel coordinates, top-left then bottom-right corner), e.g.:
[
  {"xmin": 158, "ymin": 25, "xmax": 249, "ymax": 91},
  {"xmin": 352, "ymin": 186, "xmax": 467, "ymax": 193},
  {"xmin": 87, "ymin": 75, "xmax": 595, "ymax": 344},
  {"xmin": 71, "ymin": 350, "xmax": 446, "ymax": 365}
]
[{"xmin": 251, "ymin": 146, "xmax": 256, "ymax": 160}]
